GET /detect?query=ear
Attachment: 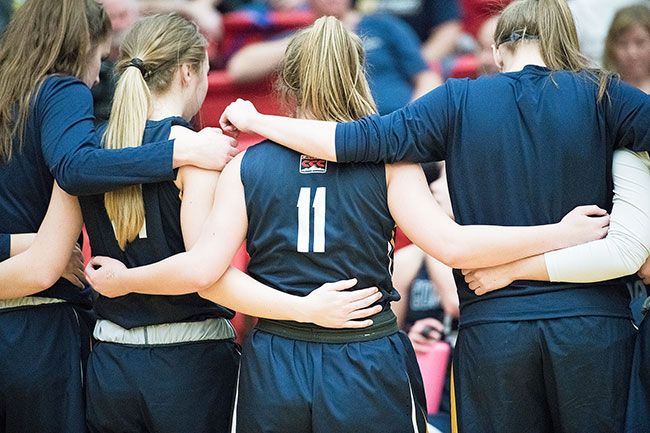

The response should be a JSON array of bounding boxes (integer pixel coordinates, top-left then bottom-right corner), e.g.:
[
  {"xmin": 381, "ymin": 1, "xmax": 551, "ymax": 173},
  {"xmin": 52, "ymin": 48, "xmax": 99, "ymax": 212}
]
[
  {"xmin": 179, "ymin": 63, "xmax": 193, "ymax": 87},
  {"xmin": 492, "ymin": 44, "xmax": 504, "ymax": 71}
]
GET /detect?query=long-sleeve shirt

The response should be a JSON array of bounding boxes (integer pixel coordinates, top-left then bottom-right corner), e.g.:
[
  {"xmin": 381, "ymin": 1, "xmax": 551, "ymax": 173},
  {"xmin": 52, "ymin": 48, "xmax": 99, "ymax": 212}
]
[
  {"xmin": 0, "ymin": 75, "xmax": 176, "ymax": 302},
  {"xmin": 545, "ymin": 149, "xmax": 650, "ymax": 282},
  {"xmin": 335, "ymin": 65, "xmax": 650, "ymax": 326}
]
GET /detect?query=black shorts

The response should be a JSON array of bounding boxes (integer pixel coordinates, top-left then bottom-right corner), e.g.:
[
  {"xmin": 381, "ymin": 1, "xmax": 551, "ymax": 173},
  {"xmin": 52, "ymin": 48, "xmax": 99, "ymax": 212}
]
[
  {"xmin": 86, "ymin": 339, "xmax": 240, "ymax": 433},
  {"xmin": 232, "ymin": 329, "xmax": 428, "ymax": 433},
  {"xmin": 451, "ymin": 316, "xmax": 636, "ymax": 433},
  {"xmin": 0, "ymin": 303, "xmax": 88, "ymax": 433}
]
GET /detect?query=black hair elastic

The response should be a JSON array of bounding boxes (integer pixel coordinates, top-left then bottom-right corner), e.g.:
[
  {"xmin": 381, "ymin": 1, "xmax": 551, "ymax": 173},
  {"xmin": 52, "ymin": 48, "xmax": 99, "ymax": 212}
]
[
  {"xmin": 496, "ymin": 31, "xmax": 540, "ymax": 48},
  {"xmin": 127, "ymin": 57, "xmax": 148, "ymax": 77}
]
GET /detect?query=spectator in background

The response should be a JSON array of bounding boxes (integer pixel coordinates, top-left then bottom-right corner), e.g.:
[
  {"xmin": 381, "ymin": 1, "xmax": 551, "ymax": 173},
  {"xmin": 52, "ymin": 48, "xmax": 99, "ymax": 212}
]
[
  {"xmin": 227, "ymin": 0, "xmax": 441, "ymax": 114},
  {"xmin": 139, "ymin": 0, "xmax": 224, "ymax": 42},
  {"xmin": 568, "ymin": 0, "xmax": 642, "ymax": 65},
  {"xmin": 603, "ymin": 4, "xmax": 650, "ymax": 93},
  {"xmin": 474, "ymin": 14, "xmax": 499, "ymax": 74},
  {"xmin": 356, "ymin": 0, "xmax": 463, "ymax": 63}
]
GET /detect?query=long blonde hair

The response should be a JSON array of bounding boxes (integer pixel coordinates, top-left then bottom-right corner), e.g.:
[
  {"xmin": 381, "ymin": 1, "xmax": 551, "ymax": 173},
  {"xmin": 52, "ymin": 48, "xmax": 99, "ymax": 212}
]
[
  {"xmin": 495, "ymin": 0, "xmax": 610, "ymax": 99},
  {"xmin": 0, "ymin": 0, "xmax": 110, "ymax": 163},
  {"xmin": 104, "ymin": 14, "xmax": 206, "ymax": 249},
  {"xmin": 603, "ymin": 4, "xmax": 650, "ymax": 73},
  {"xmin": 277, "ymin": 16, "xmax": 377, "ymax": 122}
]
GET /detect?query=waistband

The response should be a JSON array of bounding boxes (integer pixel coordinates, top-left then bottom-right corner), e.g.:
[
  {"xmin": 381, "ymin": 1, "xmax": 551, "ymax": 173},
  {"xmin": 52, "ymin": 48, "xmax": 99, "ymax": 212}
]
[
  {"xmin": 0, "ymin": 296, "xmax": 64, "ymax": 310},
  {"xmin": 255, "ymin": 309, "xmax": 398, "ymax": 344},
  {"xmin": 94, "ymin": 317, "xmax": 235, "ymax": 346}
]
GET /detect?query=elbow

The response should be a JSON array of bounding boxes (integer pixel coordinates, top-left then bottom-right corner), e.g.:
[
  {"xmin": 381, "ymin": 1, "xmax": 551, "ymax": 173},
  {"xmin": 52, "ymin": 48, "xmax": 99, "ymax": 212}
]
[
  {"xmin": 32, "ymin": 268, "xmax": 61, "ymax": 292},
  {"xmin": 187, "ymin": 265, "xmax": 221, "ymax": 292}
]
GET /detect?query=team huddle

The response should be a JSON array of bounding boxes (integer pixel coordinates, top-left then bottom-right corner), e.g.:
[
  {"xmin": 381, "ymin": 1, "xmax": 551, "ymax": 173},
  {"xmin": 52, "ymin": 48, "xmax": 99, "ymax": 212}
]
[{"xmin": 0, "ymin": 0, "xmax": 649, "ymax": 432}]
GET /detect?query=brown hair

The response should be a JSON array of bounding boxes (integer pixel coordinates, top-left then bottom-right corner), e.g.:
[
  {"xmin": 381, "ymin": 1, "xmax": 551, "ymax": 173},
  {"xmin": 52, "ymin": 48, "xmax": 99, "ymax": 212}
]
[
  {"xmin": 603, "ymin": 4, "xmax": 650, "ymax": 73},
  {"xmin": 277, "ymin": 16, "xmax": 377, "ymax": 122},
  {"xmin": 495, "ymin": 0, "xmax": 610, "ymax": 99},
  {"xmin": 0, "ymin": 0, "xmax": 111, "ymax": 163},
  {"xmin": 103, "ymin": 14, "xmax": 207, "ymax": 249}
]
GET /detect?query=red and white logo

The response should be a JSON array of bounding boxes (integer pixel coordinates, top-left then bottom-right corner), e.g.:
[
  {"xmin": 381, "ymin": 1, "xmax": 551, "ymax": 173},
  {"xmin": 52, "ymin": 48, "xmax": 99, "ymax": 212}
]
[{"xmin": 299, "ymin": 155, "xmax": 327, "ymax": 174}]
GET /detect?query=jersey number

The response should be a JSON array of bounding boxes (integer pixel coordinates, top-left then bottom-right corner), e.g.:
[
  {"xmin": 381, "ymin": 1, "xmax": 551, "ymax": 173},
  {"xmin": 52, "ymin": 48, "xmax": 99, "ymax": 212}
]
[{"xmin": 297, "ymin": 187, "xmax": 326, "ymax": 253}]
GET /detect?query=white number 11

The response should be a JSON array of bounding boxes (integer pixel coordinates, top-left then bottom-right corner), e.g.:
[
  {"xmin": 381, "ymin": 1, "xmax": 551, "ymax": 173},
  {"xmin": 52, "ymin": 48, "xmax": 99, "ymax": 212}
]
[{"xmin": 297, "ymin": 187, "xmax": 326, "ymax": 253}]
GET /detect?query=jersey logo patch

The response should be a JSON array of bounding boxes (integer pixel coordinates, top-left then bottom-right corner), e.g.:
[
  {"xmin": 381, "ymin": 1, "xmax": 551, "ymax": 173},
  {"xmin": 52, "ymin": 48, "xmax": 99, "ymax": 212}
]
[{"xmin": 300, "ymin": 155, "xmax": 327, "ymax": 174}]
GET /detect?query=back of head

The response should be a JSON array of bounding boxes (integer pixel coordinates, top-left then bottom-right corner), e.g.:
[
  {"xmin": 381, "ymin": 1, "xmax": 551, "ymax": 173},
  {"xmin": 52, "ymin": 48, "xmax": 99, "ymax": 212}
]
[
  {"xmin": 103, "ymin": 13, "xmax": 207, "ymax": 250},
  {"xmin": 495, "ymin": 0, "xmax": 586, "ymax": 71},
  {"xmin": 0, "ymin": 0, "xmax": 111, "ymax": 163},
  {"xmin": 603, "ymin": 4, "xmax": 650, "ymax": 72},
  {"xmin": 277, "ymin": 16, "xmax": 377, "ymax": 122},
  {"xmin": 495, "ymin": 0, "xmax": 611, "ymax": 98}
]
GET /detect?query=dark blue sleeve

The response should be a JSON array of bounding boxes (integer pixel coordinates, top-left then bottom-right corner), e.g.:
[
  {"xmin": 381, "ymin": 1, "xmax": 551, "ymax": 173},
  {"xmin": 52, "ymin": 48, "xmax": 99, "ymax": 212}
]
[
  {"xmin": 384, "ymin": 16, "xmax": 428, "ymax": 78},
  {"xmin": 0, "ymin": 234, "xmax": 9, "ymax": 261},
  {"xmin": 607, "ymin": 78, "xmax": 650, "ymax": 152},
  {"xmin": 335, "ymin": 83, "xmax": 450, "ymax": 163},
  {"xmin": 38, "ymin": 77, "xmax": 176, "ymax": 196}
]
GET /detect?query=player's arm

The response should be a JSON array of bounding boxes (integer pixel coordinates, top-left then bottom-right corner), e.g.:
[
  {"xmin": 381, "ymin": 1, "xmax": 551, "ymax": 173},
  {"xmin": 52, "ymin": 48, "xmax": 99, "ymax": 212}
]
[
  {"xmin": 87, "ymin": 153, "xmax": 249, "ymax": 296},
  {"xmin": 40, "ymin": 80, "xmax": 238, "ymax": 196},
  {"xmin": 463, "ymin": 149, "xmax": 650, "ymax": 295},
  {"xmin": 0, "ymin": 182, "xmax": 83, "ymax": 299},
  {"xmin": 220, "ymin": 86, "xmax": 449, "ymax": 164},
  {"xmin": 386, "ymin": 163, "xmax": 610, "ymax": 269},
  {"xmin": 86, "ymin": 154, "xmax": 381, "ymax": 327}
]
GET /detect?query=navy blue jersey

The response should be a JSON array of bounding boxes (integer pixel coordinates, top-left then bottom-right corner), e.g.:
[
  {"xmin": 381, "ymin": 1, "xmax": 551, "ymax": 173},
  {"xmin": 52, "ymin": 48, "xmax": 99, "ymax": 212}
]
[
  {"xmin": 336, "ymin": 66, "xmax": 650, "ymax": 326},
  {"xmin": 0, "ymin": 76, "xmax": 175, "ymax": 304},
  {"xmin": 80, "ymin": 117, "xmax": 232, "ymax": 329},
  {"xmin": 241, "ymin": 141, "xmax": 398, "ymax": 308}
]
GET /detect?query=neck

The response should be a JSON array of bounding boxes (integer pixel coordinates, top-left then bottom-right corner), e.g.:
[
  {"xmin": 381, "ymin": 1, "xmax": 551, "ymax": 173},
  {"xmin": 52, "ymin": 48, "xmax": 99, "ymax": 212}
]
[
  {"xmin": 502, "ymin": 43, "xmax": 547, "ymax": 72},
  {"xmin": 149, "ymin": 90, "xmax": 188, "ymax": 121}
]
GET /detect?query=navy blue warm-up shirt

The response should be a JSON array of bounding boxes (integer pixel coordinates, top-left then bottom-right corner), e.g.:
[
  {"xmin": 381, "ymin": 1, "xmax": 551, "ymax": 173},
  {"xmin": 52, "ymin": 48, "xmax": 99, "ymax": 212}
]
[
  {"xmin": 0, "ymin": 75, "xmax": 176, "ymax": 303},
  {"xmin": 80, "ymin": 117, "xmax": 233, "ymax": 329},
  {"xmin": 335, "ymin": 65, "xmax": 650, "ymax": 326},
  {"xmin": 241, "ymin": 141, "xmax": 399, "ymax": 309}
]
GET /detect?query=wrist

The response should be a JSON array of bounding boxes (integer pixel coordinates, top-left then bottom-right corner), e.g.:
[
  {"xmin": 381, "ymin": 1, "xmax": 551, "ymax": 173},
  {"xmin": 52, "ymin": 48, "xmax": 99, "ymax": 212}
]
[
  {"xmin": 291, "ymin": 296, "xmax": 310, "ymax": 323},
  {"xmin": 171, "ymin": 139, "xmax": 190, "ymax": 169}
]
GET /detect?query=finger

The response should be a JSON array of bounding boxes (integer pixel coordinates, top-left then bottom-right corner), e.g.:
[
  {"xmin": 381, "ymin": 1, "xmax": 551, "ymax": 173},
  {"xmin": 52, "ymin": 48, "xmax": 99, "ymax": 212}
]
[
  {"xmin": 228, "ymin": 146, "xmax": 240, "ymax": 157},
  {"xmin": 74, "ymin": 267, "xmax": 88, "ymax": 285},
  {"xmin": 346, "ymin": 304, "xmax": 382, "ymax": 320},
  {"xmin": 411, "ymin": 341, "xmax": 434, "ymax": 353},
  {"xmin": 345, "ymin": 291, "xmax": 382, "ymax": 309},
  {"xmin": 344, "ymin": 286, "xmax": 379, "ymax": 302},
  {"xmin": 463, "ymin": 273, "xmax": 475, "ymax": 284},
  {"xmin": 408, "ymin": 332, "xmax": 430, "ymax": 345},
  {"xmin": 340, "ymin": 319, "xmax": 374, "ymax": 329},
  {"xmin": 419, "ymin": 318, "xmax": 445, "ymax": 331},
  {"xmin": 461, "ymin": 269, "xmax": 470, "ymax": 276},
  {"xmin": 643, "ymin": 277, "xmax": 650, "ymax": 285},
  {"xmin": 468, "ymin": 280, "xmax": 480, "ymax": 291},
  {"xmin": 578, "ymin": 205, "xmax": 607, "ymax": 216},
  {"xmin": 326, "ymin": 278, "xmax": 358, "ymax": 291},
  {"xmin": 88, "ymin": 256, "xmax": 107, "ymax": 267}
]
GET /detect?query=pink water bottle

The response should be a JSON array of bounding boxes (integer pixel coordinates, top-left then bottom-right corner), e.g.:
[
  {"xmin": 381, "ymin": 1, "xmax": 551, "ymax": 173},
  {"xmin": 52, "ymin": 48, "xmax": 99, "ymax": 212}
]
[{"xmin": 415, "ymin": 341, "xmax": 451, "ymax": 415}]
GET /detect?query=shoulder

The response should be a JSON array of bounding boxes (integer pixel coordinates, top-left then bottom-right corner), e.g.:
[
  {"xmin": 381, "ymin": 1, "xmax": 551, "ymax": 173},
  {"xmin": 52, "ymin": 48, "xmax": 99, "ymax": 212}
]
[{"xmin": 39, "ymin": 75, "xmax": 91, "ymax": 101}]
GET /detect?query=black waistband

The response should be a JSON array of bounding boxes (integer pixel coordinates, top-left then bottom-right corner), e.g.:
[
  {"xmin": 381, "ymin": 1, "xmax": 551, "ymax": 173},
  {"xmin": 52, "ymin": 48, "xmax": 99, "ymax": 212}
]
[{"xmin": 255, "ymin": 309, "xmax": 398, "ymax": 343}]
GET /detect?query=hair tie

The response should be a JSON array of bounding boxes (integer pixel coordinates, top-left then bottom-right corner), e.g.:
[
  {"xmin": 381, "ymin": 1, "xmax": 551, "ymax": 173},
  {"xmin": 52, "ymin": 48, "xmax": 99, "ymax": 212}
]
[{"xmin": 127, "ymin": 58, "xmax": 148, "ymax": 77}]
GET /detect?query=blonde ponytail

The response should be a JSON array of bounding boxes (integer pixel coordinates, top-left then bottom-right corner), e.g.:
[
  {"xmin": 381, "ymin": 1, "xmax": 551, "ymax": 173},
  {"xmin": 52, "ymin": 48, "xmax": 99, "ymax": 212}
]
[
  {"xmin": 102, "ymin": 14, "xmax": 207, "ymax": 249},
  {"xmin": 278, "ymin": 16, "xmax": 377, "ymax": 122}
]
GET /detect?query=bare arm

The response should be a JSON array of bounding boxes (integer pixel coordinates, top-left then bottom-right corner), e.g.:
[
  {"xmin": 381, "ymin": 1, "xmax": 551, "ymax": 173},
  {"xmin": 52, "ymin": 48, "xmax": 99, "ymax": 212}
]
[
  {"xmin": 0, "ymin": 183, "xmax": 83, "ymax": 299},
  {"xmin": 463, "ymin": 149, "xmax": 650, "ymax": 295},
  {"xmin": 220, "ymin": 99, "xmax": 338, "ymax": 161},
  {"xmin": 85, "ymin": 154, "xmax": 382, "ymax": 327},
  {"xmin": 227, "ymin": 37, "xmax": 291, "ymax": 83},
  {"xmin": 386, "ymin": 163, "xmax": 609, "ymax": 269}
]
